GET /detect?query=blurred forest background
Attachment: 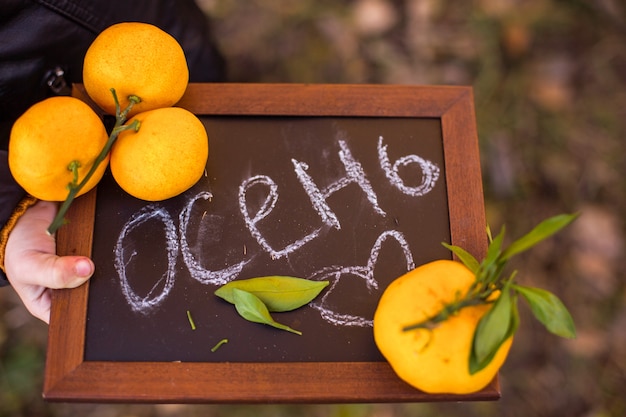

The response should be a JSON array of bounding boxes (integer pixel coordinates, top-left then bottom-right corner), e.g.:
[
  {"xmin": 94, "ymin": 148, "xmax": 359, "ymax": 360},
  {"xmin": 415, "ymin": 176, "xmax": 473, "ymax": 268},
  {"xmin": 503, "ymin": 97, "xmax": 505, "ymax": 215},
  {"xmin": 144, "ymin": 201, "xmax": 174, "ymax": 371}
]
[{"xmin": 1, "ymin": 0, "xmax": 624, "ymax": 416}]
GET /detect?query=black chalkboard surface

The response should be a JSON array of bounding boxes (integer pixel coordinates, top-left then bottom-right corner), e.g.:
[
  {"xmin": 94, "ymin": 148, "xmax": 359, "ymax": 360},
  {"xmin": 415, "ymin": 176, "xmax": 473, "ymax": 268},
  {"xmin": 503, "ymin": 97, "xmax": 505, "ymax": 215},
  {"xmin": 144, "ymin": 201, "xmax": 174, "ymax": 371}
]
[{"xmin": 45, "ymin": 83, "xmax": 492, "ymax": 403}]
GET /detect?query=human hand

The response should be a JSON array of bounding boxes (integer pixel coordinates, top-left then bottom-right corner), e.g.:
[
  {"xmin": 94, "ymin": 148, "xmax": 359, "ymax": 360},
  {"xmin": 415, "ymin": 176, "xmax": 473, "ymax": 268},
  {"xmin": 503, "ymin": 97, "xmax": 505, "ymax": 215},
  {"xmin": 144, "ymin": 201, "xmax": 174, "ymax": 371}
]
[{"xmin": 4, "ymin": 200, "xmax": 94, "ymax": 323}]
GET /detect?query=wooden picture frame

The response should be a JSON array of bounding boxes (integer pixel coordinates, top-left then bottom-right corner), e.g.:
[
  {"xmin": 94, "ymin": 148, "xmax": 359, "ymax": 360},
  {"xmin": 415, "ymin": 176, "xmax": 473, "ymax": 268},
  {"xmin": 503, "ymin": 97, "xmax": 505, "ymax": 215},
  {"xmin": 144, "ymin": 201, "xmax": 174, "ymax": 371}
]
[{"xmin": 44, "ymin": 83, "xmax": 493, "ymax": 403}]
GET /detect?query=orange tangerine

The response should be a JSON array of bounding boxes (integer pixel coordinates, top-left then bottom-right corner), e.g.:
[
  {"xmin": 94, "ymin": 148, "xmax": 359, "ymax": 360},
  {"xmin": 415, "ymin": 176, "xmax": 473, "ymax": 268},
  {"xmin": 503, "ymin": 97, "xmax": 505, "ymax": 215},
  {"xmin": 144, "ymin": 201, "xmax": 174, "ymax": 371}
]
[
  {"xmin": 373, "ymin": 260, "xmax": 513, "ymax": 394},
  {"xmin": 9, "ymin": 96, "xmax": 109, "ymax": 201},
  {"xmin": 83, "ymin": 22, "xmax": 189, "ymax": 116},
  {"xmin": 110, "ymin": 107, "xmax": 208, "ymax": 201}
]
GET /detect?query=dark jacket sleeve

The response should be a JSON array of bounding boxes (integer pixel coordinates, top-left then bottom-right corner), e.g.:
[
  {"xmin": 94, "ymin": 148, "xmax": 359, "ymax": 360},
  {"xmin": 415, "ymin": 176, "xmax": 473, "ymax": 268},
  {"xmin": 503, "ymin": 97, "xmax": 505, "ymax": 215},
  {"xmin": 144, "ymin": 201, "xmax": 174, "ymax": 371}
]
[
  {"xmin": 0, "ymin": 0, "xmax": 225, "ymax": 286},
  {"xmin": 0, "ymin": 150, "xmax": 26, "ymax": 286}
]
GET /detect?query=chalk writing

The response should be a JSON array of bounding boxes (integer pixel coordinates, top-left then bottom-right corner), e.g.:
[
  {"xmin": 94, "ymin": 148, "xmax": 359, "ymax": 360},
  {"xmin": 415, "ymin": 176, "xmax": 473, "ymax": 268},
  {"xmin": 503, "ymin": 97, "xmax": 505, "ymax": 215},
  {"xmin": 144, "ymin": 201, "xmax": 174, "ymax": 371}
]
[
  {"xmin": 292, "ymin": 139, "xmax": 386, "ymax": 231},
  {"xmin": 239, "ymin": 175, "xmax": 324, "ymax": 259},
  {"xmin": 113, "ymin": 135, "xmax": 440, "ymax": 323},
  {"xmin": 114, "ymin": 205, "xmax": 178, "ymax": 314},
  {"xmin": 309, "ymin": 230, "xmax": 415, "ymax": 327},
  {"xmin": 378, "ymin": 136, "xmax": 440, "ymax": 196},
  {"xmin": 181, "ymin": 191, "xmax": 249, "ymax": 286}
]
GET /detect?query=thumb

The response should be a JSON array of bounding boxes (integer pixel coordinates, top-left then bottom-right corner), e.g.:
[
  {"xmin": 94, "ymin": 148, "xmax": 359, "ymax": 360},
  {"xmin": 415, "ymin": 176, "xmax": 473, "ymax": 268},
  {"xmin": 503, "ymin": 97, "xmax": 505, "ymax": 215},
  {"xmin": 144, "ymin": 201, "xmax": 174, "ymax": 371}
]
[
  {"xmin": 9, "ymin": 250, "xmax": 94, "ymax": 289},
  {"xmin": 4, "ymin": 199, "xmax": 95, "ymax": 288},
  {"xmin": 40, "ymin": 252, "xmax": 95, "ymax": 289},
  {"xmin": 6, "ymin": 253, "xmax": 94, "ymax": 324},
  {"xmin": 3, "ymin": 199, "xmax": 95, "ymax": 323},
  {"xmin": 20, "ymin": 253, "xmax": 94, "ymax": 324}
]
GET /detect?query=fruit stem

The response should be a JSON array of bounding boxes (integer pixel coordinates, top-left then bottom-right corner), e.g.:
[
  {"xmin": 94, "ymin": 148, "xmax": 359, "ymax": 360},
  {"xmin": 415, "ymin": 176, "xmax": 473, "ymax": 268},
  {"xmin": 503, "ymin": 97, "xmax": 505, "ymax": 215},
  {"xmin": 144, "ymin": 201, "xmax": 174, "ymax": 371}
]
[
  {"xmin": 401, "ymin": 263, "xmax": 509, "ymax": 333},
  {"xmin": 402, "ymin": 289, "xmax": 493, "ymax": 332},
  {"xmin": 47, "ymin": 90, "xmax": 141, "ymax": 235}
]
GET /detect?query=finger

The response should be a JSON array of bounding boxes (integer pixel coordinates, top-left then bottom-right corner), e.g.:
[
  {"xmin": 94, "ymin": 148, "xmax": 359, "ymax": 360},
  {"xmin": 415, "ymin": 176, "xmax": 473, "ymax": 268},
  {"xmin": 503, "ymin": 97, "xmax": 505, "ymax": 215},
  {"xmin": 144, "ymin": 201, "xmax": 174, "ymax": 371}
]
[
  {"xmin": 4, "ymin": 199, "xmax": 95, "ymax": 288},
  {"xmin": 8, "ymin": 250, "xmax": 94, "ymax": 289},
  {"xmin": 6, "ymin": 251, "xmax": 94, "ymax": 324},
  {"xmin": 6, "ymin": 253, "xmax": 94, "ymax": 324},
  {"xmin": 9, "ymin": 283, "xmax": 53, "ymax": 324}
]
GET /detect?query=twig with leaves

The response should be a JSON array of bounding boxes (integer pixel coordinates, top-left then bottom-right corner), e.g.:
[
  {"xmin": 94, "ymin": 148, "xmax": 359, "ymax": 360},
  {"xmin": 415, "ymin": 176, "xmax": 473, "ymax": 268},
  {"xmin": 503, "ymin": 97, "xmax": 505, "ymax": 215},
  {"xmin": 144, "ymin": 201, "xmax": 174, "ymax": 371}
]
[
  {"xmin": 402, "ymin": 213, "xmax": 578, "ymax": 374},
  {"xmin": 47, "ymin": 89, "xmax": 141, "ymax": 235}
]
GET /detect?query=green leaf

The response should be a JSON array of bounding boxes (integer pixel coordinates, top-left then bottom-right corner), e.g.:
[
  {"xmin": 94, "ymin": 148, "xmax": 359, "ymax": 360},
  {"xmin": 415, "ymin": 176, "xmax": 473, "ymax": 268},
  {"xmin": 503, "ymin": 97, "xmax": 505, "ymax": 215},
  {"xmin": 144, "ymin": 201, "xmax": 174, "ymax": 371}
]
[
  {"xmin": 471, "ymin": 287, "xmax": 510, "ymax": 367},
  {"xmin": 485, "ymin": 226, "xmax": 506, "ymax": 264},
  {"xmin": 486, "ymin": 224, "xmax": 494, "ymax": 243},
  {"xmin": 231, "ymin": 288, "xmax": 302, "ymax": 335},
  {"xmin": 478, "ymin": 226, "xmax": 507, "ymax": 285},
  {"xmin": 501, "ymin": 214, "xmax": 578, "ymax": 261},
  {"xmin": 513, "ymin": 285, "xmax": 576, "ymax": 339},
  {"xmin": 215, "ymin": 276, "xmax": 329, "ymax": 312},
  {"xmin": 442, "ymin": 242, "xmax": 480, "ymax": 274},
  {"xmin": 469, "ymin": 284, "xmax": 519, "ymax": 374}
]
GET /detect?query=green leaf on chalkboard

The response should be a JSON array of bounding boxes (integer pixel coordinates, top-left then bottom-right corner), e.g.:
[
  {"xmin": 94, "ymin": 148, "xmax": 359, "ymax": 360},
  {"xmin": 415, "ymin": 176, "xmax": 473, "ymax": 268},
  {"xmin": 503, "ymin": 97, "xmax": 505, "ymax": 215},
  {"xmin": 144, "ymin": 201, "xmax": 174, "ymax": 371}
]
[
  {"xmin": 215, "ymin": 276, "xmax": 329, "ymax": 312},
  {"xmin": 231, "ymin": 288, "xmax": 302, "ymax": 335}
]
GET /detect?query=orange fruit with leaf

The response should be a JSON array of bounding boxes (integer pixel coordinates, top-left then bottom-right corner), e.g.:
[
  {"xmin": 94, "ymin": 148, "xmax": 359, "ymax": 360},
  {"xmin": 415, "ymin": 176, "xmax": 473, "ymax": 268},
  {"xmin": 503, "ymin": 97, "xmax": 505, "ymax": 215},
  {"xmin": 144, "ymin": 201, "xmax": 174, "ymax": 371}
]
[
  {"xmin": 374, "ymin": 214, "xmax": 578, "ymax": 394},
  {"xmin": 374, "ymin": 260, "xmax": 513, "ymax": 394},
  {"xmin": 8, "ymin": 23, "xmax": 199, "ymax": 234}
]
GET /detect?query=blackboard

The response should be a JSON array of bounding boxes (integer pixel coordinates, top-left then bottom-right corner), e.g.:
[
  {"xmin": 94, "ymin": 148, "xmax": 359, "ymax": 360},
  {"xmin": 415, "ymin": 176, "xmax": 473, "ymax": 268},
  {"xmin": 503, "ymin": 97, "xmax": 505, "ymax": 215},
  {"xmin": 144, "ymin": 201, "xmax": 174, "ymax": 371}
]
[{"xmin": 45, "ymin": 83, "xmax": 493, "ymax": 403}]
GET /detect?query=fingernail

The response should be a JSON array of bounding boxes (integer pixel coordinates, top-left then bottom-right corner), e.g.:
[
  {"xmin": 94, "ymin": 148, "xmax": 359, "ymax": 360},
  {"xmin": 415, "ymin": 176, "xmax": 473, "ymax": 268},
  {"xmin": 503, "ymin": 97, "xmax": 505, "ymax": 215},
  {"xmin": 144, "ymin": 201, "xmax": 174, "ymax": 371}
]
[{"xmin": 74, "ymin": 259, "xmax": 94, "ymax": 278}]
